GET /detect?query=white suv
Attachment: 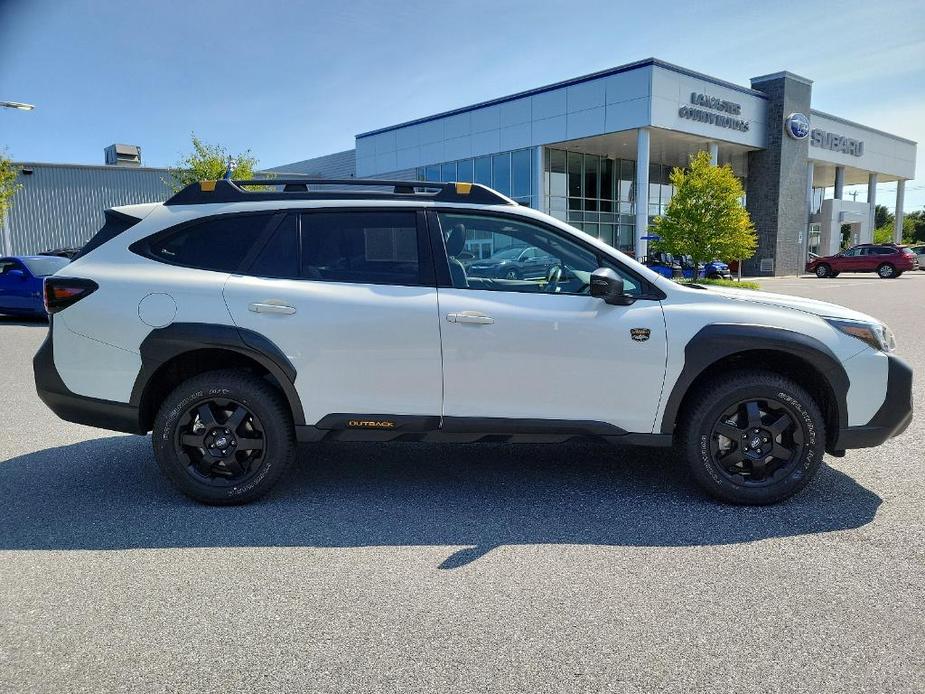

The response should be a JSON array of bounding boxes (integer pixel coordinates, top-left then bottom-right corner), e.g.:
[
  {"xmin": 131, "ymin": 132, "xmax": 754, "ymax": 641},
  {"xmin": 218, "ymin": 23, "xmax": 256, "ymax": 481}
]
[{"xmin": 34, "ymin": 179, "xmax": 913, "ymax": 505}]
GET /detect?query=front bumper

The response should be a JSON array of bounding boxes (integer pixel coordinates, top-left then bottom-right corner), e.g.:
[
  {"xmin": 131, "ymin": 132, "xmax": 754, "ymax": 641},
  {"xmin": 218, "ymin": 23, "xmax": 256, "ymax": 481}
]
[
  {"xmin": 834, "ymin": 354, "xmax": 913, "ymax": 450},
  {"xmin": 33, "ymin": 322, "xmax": 144, "ymax": 434}
]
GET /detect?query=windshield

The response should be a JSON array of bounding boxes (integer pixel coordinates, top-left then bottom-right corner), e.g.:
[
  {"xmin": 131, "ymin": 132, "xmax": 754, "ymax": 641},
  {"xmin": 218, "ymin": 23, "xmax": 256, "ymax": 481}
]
[{"xmin": 21, "ymin": 256, "xmax": 69, "ymax": 276}]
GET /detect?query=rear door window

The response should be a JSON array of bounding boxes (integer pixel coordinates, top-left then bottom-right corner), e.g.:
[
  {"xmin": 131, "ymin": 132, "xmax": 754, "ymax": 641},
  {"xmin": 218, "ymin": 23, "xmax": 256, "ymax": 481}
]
[
  {"xmin": 300, "ymin": 211, "xmax": 424, "ymax": 285},
  {"xmin": 148, "ymin": 213, "xmax": 275, "ymax": 272}
]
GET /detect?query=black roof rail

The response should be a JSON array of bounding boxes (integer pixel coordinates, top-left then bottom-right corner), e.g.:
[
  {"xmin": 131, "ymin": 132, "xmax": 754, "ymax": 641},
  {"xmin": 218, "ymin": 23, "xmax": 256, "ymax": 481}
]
[{"xmin": 164, "ymin": 178, "xmax": 516, "ymax": 206}]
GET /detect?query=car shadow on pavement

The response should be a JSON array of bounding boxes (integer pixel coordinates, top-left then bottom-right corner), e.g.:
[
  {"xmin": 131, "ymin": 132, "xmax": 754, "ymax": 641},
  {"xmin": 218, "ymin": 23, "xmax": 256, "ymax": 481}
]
[
  {"xmin": 0, "ymin": 315, "xmax": 48, "ymax": 327},
  {"xmin": 0, "ymin": 435, "xmax": 881, "ymax": 569}
]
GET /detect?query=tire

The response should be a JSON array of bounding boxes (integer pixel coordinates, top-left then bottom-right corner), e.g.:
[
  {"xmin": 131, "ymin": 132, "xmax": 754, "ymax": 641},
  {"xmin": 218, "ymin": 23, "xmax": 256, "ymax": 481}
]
[
  {"xmin": 707, "ymin": 273, "xmax": 722, "ymax": 280},
  {"xmin": 877, "ymin": 263, "xmax": 896, "ymax": 279},
  {"xmin": 152, "ymin": 369, "xmax": 295, "ymax": 505},
  {"xmin": 815, "ymin": 264, "xmax": 831, "ymax": 278},
  {"xmin": 680, "ymin": 370, "xmax": 826, "ymax": 505},
  {"xmin": 502, "ymin": 268, "xmax": 520, "ymax": 280}
]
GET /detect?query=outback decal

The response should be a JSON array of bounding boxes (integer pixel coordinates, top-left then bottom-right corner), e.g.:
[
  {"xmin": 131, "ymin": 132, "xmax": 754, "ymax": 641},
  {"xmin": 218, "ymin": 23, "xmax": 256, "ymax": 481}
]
[
  {"xmin": 347, "ymin": 419, "xmax": 396, "ymax": 429},
  {"xmin": 630, "ymin": 328, "xmax": 651, "ymax": 342}
]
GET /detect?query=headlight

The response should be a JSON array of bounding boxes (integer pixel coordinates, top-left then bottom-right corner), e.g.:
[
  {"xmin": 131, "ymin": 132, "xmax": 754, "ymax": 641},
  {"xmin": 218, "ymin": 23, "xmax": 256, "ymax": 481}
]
[{"xmin": 825, "ymin": 317, "xmax": 896, "ymax": 352}]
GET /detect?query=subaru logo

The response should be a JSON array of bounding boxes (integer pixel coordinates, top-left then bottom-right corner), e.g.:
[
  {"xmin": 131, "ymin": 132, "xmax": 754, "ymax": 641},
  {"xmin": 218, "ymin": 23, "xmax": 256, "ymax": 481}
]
[{"xmin": 785, "ymin": 113, "xmax": 811, "ymax": 140}]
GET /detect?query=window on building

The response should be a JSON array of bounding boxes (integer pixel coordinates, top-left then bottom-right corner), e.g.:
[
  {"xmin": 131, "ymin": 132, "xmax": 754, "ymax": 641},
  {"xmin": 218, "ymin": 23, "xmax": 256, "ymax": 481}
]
[
  {"xmin": 300, "ymin": 211, "xmax": 420, "ymax": 286},
  {"xmin": 149, "ymin": 213, "xmax": 273, "ymax": 272},
  {"xmin": 457, "ymin": 159, "xmax": 474, "ymax": 183},
  {"xmin": 474, "ymin": 156, "xmax": 492, "ymax": 186},
  {"xmin": 511, "ymin": 148, "xmax": 532, "ymax": 201},
  {"xmin": 441, "ymin": 161, "xmax": 457, "ymax": 182}
]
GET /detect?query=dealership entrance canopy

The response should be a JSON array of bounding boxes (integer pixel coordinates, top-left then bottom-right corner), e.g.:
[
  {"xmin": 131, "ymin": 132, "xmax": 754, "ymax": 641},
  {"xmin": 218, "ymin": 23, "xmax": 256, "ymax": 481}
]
[{"xmin": 274, "ymin": 58, "xmax": 917, "ymax": 276}]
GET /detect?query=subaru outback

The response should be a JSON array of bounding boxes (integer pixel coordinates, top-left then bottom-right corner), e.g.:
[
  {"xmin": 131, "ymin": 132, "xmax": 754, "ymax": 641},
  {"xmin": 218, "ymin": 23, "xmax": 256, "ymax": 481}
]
[{"xmin": 34, "ymin": 179, "xmax": 913, "ymax": 505}]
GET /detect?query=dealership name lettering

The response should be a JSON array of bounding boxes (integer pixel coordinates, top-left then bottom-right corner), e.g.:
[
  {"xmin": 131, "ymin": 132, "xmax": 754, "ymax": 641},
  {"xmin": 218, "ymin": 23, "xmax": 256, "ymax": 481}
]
[
  {"xmin": 678, "ymin": 93, "xmax": 749, "ymax": 132},
  {"xmin": 810, "ymin": 129, "xmax": 864, "ymax": 157}
]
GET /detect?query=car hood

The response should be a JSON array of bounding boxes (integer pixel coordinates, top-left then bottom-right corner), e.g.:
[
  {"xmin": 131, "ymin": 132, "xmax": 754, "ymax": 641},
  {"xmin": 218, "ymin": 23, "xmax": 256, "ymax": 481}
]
[{"xmin": 700, "ymin": 285, "xmax": 880, "ymax": 323}]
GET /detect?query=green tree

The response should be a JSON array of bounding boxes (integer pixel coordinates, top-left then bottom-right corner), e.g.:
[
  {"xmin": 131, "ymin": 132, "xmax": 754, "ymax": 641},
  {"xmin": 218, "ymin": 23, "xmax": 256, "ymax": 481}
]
[
  {"xmin": 167, "ymin": 134, "xmax": 261, "ymax": 192},
  {"xmin": 650, "ymin": 150, "xmax": 756, "ymax": 267},
  {"xmin": 874, "ymin": 204, "xmax": 893, "ymax": 229},
  {"xmin": 0, "ymin": 150, "xmax": 22, "ymax": 228},
  {"xmin": 904, "ymin": 210, "xmax": 925, "ymax": 244}
]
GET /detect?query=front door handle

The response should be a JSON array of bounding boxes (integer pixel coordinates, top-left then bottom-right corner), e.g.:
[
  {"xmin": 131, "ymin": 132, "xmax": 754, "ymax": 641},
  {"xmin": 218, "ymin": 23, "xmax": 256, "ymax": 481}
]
[
  {"xmin": 447, "ymin": 311, "xmax": 494, "ymax": 325},
  {"xmin": 249, "ymin": 301, "xmax": 296, "ymax": 315}
]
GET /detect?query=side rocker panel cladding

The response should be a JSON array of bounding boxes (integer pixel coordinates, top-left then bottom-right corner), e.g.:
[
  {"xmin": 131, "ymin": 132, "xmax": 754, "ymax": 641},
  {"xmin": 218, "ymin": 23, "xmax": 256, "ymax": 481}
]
[
  {"xmin": 131, "ymin": 322, "xmax": 305, "ymax": 425},
  {"xmin": 659, "ymin": 324, "xmax": 849, "ymax": 436}
]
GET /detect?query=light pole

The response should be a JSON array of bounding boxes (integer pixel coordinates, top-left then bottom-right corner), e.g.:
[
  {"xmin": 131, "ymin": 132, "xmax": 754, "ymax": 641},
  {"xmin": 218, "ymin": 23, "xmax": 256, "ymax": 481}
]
[{"xmin": 1, "ymin": 101, "xmax": 35, "ymax": 111}]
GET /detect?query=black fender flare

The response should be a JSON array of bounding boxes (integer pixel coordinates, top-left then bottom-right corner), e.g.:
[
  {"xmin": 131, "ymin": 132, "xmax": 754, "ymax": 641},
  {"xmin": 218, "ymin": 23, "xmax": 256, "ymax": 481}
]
[
  {"xmin": 659, "ymin": 324, "xmax": 849, "ymax": 437},
  {"xmin": 130, "ymin": 322, "xmax": 305, "ymax": 426}
]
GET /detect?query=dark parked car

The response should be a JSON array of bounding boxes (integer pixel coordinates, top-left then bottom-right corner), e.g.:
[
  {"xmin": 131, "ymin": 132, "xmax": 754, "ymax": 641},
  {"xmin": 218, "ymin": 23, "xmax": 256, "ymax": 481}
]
[
  {"xmin": 0, "ymin": 255, "xmax": 70, "ymax": 316},
  {"xmin": 806, "ymin": 244, "xmax": 918, "ymax": 279},
  {"xmin": 465, "ymin": 245, "xmax": 559, "ymax": 280},
  {"xmin": 39, "ymin": 247, "xmax": 82, "ymax": 259}
]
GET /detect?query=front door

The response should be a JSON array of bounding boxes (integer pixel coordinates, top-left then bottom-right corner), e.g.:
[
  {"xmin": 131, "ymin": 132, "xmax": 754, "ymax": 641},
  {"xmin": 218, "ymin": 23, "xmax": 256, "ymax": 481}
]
[
  {"xmin": 433, "ymin": 211, "xmax": 667, "ymax": 434},
  {"xmin": 223, "ymin": 210, "xmax": 443, "ymax": 425}
]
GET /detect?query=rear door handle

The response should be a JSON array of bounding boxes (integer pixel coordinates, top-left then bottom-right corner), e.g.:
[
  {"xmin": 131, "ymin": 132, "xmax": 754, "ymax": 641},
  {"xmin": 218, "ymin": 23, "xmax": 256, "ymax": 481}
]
[
  {"xmin": 447, "ymin": 311, "xmax": 494, "ymax": 325},
  {"xmin": 249, "ymin": 301, "xmax": 296, "ymax": 315}
]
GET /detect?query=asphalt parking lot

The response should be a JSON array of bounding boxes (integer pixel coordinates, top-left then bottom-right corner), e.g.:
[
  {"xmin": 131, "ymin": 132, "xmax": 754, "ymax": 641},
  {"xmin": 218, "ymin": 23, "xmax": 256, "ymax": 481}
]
[{"xmin": 1, "ymin": 273, "xmax": 923, "ymax": 693}]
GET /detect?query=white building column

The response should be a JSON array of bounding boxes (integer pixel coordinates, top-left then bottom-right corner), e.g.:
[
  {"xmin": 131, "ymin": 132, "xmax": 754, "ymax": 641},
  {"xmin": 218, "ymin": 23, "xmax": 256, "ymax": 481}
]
[
  {"xmin": 635, "ymin": 127, "xmax": 650, "ymax": 259},
  {"xmin": 894, "ymin": 179, "xmax": 906, "ymax": 243},
  {"xmin": 834, "ymin": 166, "xmax": 845, "ymax": 199},
  {"xmin": 865, "ymin": 173, "xmax": 877, "ymax": 244},
  {"xmin": 708, "ymin": 142, "xmax": 719, "ymax": 165}
]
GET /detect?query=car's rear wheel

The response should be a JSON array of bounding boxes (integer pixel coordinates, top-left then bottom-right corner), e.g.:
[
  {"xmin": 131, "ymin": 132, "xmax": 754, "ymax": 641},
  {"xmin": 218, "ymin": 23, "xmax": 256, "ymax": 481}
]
[
  {"xmin": 680, "ymin": 370, "xmax": 825, "ymax": 504},
  {"xmin": 815, "ymin": 264, "xmax": 831, "ymax": 278},
  {"xmin": 152, "ymin": 369, "xmax": 295, "ymax": 505},
  {"xmin": 877, "ymin": 263, "xmax": 897, "ymax": 279}
]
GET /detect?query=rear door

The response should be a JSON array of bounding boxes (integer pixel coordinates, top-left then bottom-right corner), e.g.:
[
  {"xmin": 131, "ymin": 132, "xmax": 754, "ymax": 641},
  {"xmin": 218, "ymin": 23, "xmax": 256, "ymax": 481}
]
[{"xmin": 223, "ymin": 209, "xmax": 444, "ymax": 425}]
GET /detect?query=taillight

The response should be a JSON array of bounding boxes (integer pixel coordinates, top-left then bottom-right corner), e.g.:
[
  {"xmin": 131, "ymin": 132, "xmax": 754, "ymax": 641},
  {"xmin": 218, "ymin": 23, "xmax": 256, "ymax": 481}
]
[{"xmin": 43, "ymin": 277, "xmax": 98, "ymax": 314}]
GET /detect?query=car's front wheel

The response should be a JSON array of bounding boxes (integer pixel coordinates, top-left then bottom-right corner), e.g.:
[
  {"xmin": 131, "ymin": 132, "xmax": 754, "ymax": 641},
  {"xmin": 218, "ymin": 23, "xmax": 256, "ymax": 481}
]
[
  {"xmin": 815, "ymin": 264, "xmax": 831, "ymax": 278},
  {"xmin": 680, "ymin": 370, "xmax": 825, "ymax": 504},
  {"xmin": 152, "ymin": 369, "xmax": 295, "ymax": 505}
]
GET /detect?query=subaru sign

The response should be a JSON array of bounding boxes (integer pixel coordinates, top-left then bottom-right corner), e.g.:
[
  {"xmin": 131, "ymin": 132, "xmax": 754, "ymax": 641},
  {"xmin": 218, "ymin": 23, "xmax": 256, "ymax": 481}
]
[{"xmin": 785, "ymin": 113, "xmax": 811, "ymax": 140}]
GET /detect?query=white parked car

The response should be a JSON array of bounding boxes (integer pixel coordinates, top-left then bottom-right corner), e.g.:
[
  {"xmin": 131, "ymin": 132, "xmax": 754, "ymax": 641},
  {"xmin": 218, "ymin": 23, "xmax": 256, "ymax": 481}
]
[
  {"xmin": 34, "ymin": 179, "xmax": 913, "ymax": 505},
  {"xmin": 910, "ymin": 245, "xmax": 925, "ymax": 270}
]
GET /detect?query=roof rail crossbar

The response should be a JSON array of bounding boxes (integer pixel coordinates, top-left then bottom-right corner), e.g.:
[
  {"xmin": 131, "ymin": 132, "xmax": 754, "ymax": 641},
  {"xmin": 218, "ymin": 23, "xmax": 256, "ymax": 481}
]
[{"xmin": 164, "ymin": 178, "xmax": 516, "ymax": 206}]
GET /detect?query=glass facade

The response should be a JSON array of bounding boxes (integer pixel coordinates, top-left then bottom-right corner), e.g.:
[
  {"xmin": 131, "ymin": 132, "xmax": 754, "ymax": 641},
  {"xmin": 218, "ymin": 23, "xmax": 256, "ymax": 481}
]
[
  {"xmin": 417, "ymin": 148, "xmax": 536, "ymax": 208},
  {"xmin": 545, "ymin": 148, "xmax": 678, "ymax": 252}
]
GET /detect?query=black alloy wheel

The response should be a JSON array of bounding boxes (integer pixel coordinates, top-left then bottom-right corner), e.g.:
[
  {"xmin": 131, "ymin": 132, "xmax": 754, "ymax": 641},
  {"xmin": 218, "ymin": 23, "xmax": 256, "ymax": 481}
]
[
  {"xmin": 815, "ymin": 264, "xmax": 830, "ymax": 278},
  {"xmin": 681, "ymin": 370, "xmax": 825, "ymax": 504},
  {"xmin": 176, "ymin": 398, "xmax": 267, "ymax": 486},
  {"xmin": 152, "ymin": 369, "xmax": 295, "ymax": 504},
  {"xmin": 709, "ymin": 398, "xmax": 802, "ymax": 486}
]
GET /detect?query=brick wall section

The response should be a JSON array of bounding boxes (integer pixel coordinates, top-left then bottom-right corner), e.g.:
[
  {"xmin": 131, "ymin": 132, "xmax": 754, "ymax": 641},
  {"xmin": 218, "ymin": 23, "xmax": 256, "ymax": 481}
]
[{"xmin": 745, "ymin": 75, "xmax": 811, "ymax": 276}]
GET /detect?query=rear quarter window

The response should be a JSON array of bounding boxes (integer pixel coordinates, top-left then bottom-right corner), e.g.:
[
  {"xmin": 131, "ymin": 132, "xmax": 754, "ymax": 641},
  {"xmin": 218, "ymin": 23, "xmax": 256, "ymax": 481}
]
[{"xmin": 144, "ymin": 213, "xmax": 276, "ymax": 273}]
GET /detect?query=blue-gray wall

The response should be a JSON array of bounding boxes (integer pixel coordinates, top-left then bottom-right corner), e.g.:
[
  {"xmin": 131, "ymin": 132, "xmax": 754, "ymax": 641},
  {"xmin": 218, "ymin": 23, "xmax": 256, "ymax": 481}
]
[{"xmin": 4, "ymin": 163, "xmax": 173, "ymax": 255}]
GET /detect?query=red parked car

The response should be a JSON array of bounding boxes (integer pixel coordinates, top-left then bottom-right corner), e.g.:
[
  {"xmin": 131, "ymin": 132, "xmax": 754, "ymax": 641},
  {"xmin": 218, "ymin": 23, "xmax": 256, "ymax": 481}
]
[{"xmin": 806, "ymin": 244, "xmax": 919, "ymax": 279}]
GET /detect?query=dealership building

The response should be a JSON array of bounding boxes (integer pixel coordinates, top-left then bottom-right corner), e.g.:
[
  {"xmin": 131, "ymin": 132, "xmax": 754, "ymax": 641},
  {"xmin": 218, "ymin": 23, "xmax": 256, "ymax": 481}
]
[{"xmin": 274, "ymin": 58, "xmax": 917, "ymax": 276}]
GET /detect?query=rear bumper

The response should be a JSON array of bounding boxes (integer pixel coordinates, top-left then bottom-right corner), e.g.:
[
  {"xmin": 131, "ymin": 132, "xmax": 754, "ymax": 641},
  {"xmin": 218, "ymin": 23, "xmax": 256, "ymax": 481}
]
[
  {"xmin": 833, "ymin": 354, "xmax": 913, "ymax": 450},
  {"xmin": 33, "ymin": 322, "xmax": 144, "ymax": 434}
]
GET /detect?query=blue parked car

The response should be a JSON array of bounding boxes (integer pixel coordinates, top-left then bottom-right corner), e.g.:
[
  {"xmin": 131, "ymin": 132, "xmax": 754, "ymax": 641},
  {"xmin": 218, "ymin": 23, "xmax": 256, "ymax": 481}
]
[
  {"xmin": 0, "ymin": 255, "xmax": 70, "ymax": 317},
  {"xmin": 646, "ymin": 252, "xmax": 731, "ymax": 280}
]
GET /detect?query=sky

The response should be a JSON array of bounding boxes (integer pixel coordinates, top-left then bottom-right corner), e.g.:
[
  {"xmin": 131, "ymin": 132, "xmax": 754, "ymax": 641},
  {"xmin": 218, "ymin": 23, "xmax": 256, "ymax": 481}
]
[{"xmin": 1, "ymin": 0, "xmax": 923, "ymax": 211}]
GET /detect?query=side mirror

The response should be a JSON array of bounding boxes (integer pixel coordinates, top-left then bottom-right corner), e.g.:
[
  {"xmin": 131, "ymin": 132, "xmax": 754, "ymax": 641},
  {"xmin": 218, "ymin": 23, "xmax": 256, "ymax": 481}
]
[
  {"xmin": 590, "ymin": 267, "xmax": 635, "ymax": 306},
  {"xmin": 8, "ymin": 269, "xmax": 26, "ymax": 281}
]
